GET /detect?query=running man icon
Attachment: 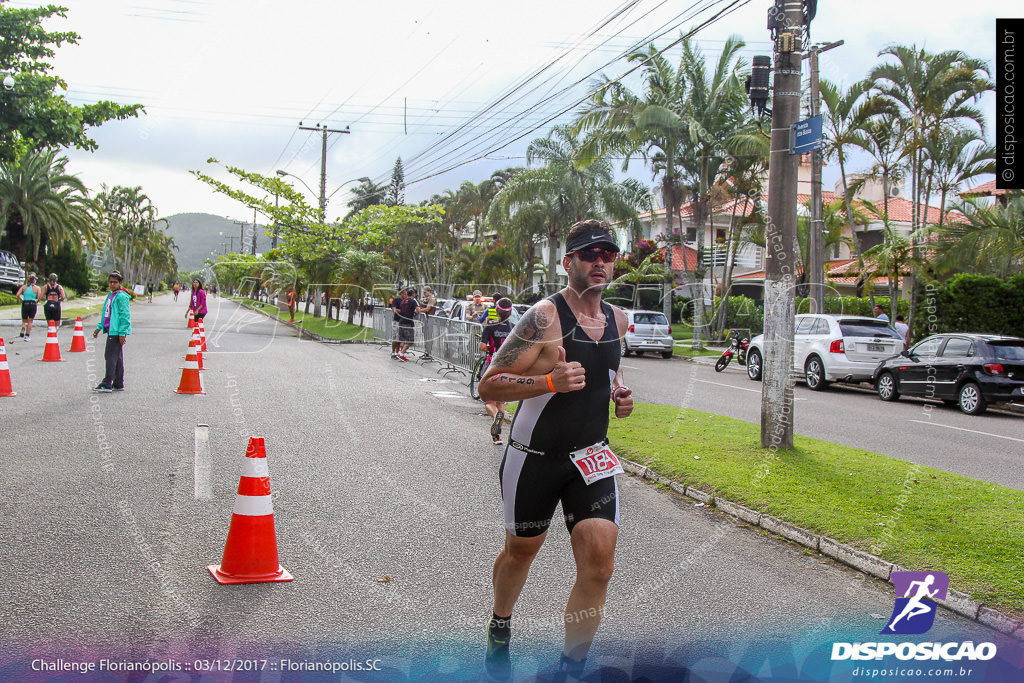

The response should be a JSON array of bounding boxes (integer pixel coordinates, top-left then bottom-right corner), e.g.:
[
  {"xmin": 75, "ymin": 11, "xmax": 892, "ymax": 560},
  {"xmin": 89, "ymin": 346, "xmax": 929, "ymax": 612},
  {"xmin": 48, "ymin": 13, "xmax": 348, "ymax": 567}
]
[{"xmin": 882, "ymin": 571, "xmax": 949, "ymax": 635}]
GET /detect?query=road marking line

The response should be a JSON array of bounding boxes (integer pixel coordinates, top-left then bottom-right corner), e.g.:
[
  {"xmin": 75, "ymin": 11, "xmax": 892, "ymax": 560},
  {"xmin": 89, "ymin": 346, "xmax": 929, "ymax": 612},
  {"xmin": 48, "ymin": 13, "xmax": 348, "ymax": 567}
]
[
  {"xmin": 621, "ymin": 364, "xmax": 640, "ymax": 370},
  {"xmin": 698, "ymin": 379, "xmax": 761, "ymax": 394},
  {"xmin": 907, "ymin": 420, "xmax": 1024, "ymax": 444},
  {"xmin": 194, "ymin": 424, "xmax": 213, "ymax": 501}
]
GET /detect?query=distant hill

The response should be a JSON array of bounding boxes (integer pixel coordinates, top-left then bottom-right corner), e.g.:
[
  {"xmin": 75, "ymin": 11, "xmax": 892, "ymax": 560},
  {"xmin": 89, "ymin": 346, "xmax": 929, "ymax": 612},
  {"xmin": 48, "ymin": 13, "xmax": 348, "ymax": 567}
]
[{"xmin": 164, "ymin": 213, "xmax": 267, "ymax": 272}]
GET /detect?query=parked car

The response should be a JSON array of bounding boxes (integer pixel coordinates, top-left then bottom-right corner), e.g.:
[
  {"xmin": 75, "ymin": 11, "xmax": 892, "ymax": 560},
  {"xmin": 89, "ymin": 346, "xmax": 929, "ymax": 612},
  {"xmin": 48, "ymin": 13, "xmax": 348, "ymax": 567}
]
[
  {"xmin": 746, "ymin": 313, "xmax": 905, "ymax": 389},
  {"xmin": 442, "ymin": 298, "xmax": 522, "ymax": 325},
  {"xmin": 0, "ymin": 249, "xmax": 25, "ymax": 294},
  {"xmin": 873, "ymin": 333, "xmax": 1024, "ymax": 415},
  {"xmin": 621, "ymin": 309, "xmax": 673, "ymax": 359}
]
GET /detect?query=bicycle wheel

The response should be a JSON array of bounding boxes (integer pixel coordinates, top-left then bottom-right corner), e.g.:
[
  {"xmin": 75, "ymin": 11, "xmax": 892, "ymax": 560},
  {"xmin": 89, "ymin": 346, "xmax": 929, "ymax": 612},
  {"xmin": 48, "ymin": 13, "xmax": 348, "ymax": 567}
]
[{"xmin": 469, "ymin": 356, "xmax": 487, "ymax": 400}]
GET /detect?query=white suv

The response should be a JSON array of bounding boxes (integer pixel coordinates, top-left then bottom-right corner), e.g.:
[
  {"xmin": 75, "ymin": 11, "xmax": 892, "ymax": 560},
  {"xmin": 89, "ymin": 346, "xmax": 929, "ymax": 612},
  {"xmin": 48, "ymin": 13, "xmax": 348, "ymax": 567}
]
[{"xmin": 745, "ymin": 314, "xmax": 905, "ymax": 390}]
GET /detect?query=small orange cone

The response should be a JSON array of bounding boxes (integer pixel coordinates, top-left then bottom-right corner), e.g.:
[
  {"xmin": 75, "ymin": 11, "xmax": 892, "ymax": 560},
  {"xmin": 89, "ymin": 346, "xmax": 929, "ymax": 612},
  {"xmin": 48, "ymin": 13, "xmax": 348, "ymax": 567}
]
[
  {"xmin": 39, "ymin": 322, "xmax": 65, "ymax": 362},
  {"xmin": 0, "ymin": 339, "xmax": 16, "ymax": 397},
  {"xmin": 197, "ymin": 320, "xmax": 208, "ymax": 352},
  {"xmin": 187, "ymin": 309, "xmax": 195, "ymax": 329},
  {"xmin": 68, "ymin": 317, "xmax": 87, "ymax": 352},
  {"xmin": 174, "ymin": 332, "xmax": 205, "ymax": 394},
  {"xmin": 208, "ymin": 437, "xmax": 293, "ymax": 584}
]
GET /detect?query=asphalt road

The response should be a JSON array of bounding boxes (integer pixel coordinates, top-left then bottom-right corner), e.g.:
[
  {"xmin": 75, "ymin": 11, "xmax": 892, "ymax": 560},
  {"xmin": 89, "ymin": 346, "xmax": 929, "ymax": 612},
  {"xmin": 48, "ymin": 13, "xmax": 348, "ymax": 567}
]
[
  {"xmin": 618, "ymin": 352, "xmax": 1024, "ymax": 491},
  {"xmin": 0, "ymin": 296, "xmax": 1019, "ymax": 682}
]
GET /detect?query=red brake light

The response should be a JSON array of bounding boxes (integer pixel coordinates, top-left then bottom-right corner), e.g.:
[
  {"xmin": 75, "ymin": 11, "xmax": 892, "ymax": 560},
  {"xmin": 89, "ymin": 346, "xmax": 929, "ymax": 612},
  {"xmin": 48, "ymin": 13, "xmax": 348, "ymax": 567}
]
[
  {"xmin": 984, "ymin": 363, "xmax": 1006, "ymax": 376},
  {"xmin": 829, "ymin": 339, "xmax": 845, "ymax": 354},
  {"xmin": 628, "ymin": 324, "xmax": 635, "ymax": 333}
]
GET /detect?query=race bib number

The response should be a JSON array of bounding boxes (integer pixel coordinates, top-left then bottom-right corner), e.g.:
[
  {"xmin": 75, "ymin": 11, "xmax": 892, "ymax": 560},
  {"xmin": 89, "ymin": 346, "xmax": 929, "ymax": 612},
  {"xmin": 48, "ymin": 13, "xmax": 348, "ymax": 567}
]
[{"xmin": 570, "ymin": 442, "xmax": 624, "ymax": 485}]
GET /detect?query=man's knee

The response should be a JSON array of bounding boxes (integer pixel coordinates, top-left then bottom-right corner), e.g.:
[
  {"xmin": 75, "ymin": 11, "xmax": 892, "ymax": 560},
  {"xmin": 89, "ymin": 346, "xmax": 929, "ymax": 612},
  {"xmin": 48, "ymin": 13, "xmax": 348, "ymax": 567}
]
[{"xmin": 503, "ymin": 534, "xmax": 544, "ymax": 565}]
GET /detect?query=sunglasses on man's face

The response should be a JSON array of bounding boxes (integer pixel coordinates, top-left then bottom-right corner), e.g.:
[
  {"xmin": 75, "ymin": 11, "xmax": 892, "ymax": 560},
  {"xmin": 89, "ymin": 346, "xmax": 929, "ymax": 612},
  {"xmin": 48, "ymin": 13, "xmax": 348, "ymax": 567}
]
[{"xmin": 573, "ymin": 248, "xmax": 617, "ymax": 264}]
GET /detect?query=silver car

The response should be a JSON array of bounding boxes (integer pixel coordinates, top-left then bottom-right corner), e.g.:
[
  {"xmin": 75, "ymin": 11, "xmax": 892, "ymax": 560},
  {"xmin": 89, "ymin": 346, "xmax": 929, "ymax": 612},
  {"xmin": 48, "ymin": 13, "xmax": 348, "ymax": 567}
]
[
  {"xmin": 621, "ymin": 309, "xmax": 674, "ymax": 359},
  {"xmin": 746, "ymin": 313, "xmax": 905, "ymax": 390},
  {"xmin": 0, "ymin": 250, "xmax": 24, "ymax": 294}
]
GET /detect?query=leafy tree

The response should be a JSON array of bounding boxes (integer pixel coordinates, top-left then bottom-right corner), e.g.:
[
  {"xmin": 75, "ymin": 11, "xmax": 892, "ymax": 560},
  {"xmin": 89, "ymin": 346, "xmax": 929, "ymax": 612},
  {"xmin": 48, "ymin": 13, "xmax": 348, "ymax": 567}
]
[
  {"xmin": 0, "ymin": 3, "xmax": 143, "ymax": 161},
  {"xmin": 929, "ymin": 195, "xmax": 1024, "ymax": 279},
  {"xmin": 335, "ymin": 249, "xmax": 390, "ymax": 325}
]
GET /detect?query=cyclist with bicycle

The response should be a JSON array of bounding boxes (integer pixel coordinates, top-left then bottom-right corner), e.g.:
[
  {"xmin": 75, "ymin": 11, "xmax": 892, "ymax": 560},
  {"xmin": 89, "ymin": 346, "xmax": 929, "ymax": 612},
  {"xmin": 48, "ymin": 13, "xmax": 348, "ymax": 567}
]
[{"xmin": 479, "ymin": 297, "xmax": 515, "ymax": 445}]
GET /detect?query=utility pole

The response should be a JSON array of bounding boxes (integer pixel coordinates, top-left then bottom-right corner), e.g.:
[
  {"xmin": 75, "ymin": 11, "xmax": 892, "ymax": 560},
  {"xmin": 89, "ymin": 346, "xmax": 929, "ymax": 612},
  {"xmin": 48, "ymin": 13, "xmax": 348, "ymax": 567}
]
[
  {"xmin": 806, "ymin": 39, "xmax": 844, "ymax": 313},
  {"xmin": 298, "ymin": 122, "xmax": 350, "ymax": 223},
  {"xmin": 760, "ymin": 0, "xmax": 806, "ymax": 450},
  {"xmin": 251, "ymin": 206, "xmax": 258, "ymax": 256},
  {"xmin": 232, "ymin": 220, "xmax": 245, "ymax": 255}
]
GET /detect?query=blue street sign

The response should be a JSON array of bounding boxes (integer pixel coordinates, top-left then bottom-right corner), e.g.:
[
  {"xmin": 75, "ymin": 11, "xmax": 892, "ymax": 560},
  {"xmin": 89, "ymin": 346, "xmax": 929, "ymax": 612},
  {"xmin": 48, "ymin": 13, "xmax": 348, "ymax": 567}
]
[{"xmin": 791, "ymin": 114, "xmax": 823, "ymax": 154}]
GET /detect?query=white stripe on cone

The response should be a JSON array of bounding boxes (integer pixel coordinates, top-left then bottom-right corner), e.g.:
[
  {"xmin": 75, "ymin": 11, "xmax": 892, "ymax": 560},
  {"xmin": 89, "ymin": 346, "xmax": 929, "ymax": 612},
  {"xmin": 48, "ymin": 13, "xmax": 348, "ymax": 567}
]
[
  {"xmin": 232, "ymin": 493, "xmax": 274, "ymax": 517},
  {"xmin": 240, "ymin": 458, "xmax": 270, "ymax": 479}
]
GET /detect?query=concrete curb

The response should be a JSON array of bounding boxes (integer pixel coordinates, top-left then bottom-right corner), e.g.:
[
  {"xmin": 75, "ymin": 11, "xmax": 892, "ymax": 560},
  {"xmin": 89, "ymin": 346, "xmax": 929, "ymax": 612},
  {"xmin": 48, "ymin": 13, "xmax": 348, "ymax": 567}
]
[
  {"xmin": 232, "ymin": 299, "xmax": 369, "ymax": 345},
  {"xmin": 619, "ymin": 456, "xmax": 1024, "ymax": 640}
]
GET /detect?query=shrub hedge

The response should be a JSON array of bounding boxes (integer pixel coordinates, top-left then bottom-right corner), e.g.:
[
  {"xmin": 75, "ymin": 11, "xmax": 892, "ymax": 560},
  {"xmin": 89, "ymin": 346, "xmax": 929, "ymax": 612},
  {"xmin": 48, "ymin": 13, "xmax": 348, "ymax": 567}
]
[{"xmin": 916, "ymin": 273, "xmax": 1024, "ymax": 339}]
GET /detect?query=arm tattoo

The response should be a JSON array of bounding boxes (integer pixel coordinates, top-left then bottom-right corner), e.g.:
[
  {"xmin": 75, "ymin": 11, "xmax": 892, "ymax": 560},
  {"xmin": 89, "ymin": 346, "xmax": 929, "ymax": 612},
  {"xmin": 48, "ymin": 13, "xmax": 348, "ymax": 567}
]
[
  {"xmin": 490, "ymin": 306, "xmax": 549, "ymax": 370},
  {"xmin": 490, "ymin": 375, "xmax": 536, "ymax": 385}
]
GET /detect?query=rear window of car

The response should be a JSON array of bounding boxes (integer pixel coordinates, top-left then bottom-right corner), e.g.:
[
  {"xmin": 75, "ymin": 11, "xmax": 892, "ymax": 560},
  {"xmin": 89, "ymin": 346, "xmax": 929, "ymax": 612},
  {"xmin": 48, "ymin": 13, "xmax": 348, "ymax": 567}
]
[
  {"xmin": 634, "ymin": 313, "xmax": 668, "ymax": 325},
  {"xmin": 838, "ymin": 320, "xmax": 902, "ymax": 339},
  {"xmin": 989, "ymin": 341, "xmax": 1024, "ymax": 361}
]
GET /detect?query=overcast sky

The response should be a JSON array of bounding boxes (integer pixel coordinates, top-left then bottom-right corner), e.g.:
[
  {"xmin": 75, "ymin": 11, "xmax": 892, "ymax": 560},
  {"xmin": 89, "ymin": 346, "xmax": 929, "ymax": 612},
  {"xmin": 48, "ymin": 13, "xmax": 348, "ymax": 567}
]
[{"xmin": 10, "ymin": 0, "xmax": 1014, "ymax": 221}]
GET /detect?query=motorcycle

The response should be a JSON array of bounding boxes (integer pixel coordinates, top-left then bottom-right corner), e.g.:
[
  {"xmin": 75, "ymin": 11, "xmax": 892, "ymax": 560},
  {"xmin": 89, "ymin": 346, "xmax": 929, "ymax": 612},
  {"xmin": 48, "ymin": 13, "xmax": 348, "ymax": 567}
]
[{"xmin": 715, "ymin": 333, "xmax": 750, "ymax": 372}]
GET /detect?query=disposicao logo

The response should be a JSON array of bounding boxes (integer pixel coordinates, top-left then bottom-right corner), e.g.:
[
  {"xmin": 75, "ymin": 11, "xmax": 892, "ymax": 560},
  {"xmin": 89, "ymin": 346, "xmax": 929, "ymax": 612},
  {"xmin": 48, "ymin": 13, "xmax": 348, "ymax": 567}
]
[
  {"xmin": 882, "ymin": 570, "xmax": 949, "ymax": 635},
  {"xmin": 831, "ymin": 570, "xmax": 998, "ymax": 663}
]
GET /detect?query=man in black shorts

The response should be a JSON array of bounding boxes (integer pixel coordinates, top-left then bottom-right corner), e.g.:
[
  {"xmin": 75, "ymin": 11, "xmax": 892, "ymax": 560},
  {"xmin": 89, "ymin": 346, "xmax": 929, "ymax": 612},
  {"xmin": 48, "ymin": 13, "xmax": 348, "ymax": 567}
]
[
  {"xmin": 478, "ymin": 219, "xmax": 634, "ymax": 681},
  {"xmin": 395, "ymin": 288, "xmax": 418, "ymax": 361}
]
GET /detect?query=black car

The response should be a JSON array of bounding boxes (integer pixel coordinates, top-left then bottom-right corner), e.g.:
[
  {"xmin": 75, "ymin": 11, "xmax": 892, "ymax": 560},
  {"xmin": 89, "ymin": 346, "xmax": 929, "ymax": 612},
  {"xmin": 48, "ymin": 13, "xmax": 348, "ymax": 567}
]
[{"xmin": 872, "ymin": 334, "xmax": 1024, "ymax": 415}]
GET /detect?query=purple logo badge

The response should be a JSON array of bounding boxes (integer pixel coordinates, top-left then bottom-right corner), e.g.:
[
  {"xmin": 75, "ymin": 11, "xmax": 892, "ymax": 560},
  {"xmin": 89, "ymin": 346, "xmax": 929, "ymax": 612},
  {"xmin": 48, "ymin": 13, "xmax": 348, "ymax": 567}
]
[{"xmin": 881, "ymin": 571, "xmax": 949, "ymax": 635}]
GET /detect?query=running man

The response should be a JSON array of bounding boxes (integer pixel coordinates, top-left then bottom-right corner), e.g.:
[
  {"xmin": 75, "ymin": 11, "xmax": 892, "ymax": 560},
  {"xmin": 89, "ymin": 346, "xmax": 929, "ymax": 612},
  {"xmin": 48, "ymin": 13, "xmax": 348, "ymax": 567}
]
[
  {"xmin": 478, "ymin": 297, "xmax": 515, "ymax": 446},
  {"xmin": 887, "ymin": 574, "xmax": 939, "ymax": 632},
  {"xmin": 478, "ymin": 219, "xmax": 634, "ymax": 681}
]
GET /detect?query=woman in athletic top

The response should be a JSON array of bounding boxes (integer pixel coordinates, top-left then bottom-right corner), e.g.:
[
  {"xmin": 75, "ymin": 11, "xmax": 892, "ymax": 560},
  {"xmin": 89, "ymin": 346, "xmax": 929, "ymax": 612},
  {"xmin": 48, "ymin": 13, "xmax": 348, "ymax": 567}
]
[
  {"xmin": 43, "ymin": 273, "xmax": 68, "ymax": 330},
  {"xmin": 187, "ymin": 278, "xmax": 208, "ymax": 323},
  {"xmin": 16, "ymin": 273, "xmax": 42, "ymax": 341}
]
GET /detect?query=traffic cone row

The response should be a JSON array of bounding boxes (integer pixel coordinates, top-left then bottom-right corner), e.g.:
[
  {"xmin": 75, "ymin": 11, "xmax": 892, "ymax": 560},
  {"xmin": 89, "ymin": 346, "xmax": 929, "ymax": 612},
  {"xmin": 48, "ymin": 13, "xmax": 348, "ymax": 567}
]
[
  {"xmin": 0, "ymin": 339, "xmax": 16, "ymax": 397},
  {"xmin": 208, "ymin": 437, "xmax": 292, "ymax": 584}
]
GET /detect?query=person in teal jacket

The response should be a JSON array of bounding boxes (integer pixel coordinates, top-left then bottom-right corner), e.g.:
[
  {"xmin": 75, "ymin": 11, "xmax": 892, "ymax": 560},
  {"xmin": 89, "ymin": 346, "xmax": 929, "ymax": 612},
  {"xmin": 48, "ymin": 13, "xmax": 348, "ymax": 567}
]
[{"xmin": 92, "ymin": 271, "xmax": 132, "ymax": 392}]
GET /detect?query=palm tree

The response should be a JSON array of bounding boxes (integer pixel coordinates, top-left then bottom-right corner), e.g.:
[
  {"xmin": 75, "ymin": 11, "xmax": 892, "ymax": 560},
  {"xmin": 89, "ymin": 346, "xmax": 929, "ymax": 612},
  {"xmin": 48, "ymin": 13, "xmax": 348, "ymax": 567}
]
[
  {"xmin": 488, "ymin": 125, "xmax": 649, "ymax": 294},
  {"xmin": 857, "ymin": 112, "xmax": 909, "ymax": 221},
  {"xmin": 922, "ymin": 129, "xmax": 994, "ymax": 227},
  {"xmin": 929, "ymin": 196, "xmax": 1024, "ymax": 278},
  {"xmin": 862, "ymin": 201, "xmax": 918, "ymax": 320},
  {"xmin": 0, "ymin": 149, "xmax": 98, "ymax": 274},
  {"xmin": 869, "ymin": 44, "xmax": 992, "ymax": 332},
  {"xmin": 820, "ymin": 78, "xmax": 887, "ymax": 290}
]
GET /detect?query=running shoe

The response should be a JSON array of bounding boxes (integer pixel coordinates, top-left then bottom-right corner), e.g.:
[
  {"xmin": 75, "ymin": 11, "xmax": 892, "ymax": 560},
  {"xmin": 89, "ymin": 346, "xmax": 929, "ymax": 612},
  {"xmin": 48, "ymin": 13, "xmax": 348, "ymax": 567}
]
[
  {"xmin": 92, "ymin": 385, "xmax": 112, "ymax": 393},
  {"xmin": 485, "ymin": 619, "xmax": 511, "ymax": 681},
  {"xmin": 492, "ymin": 437, "xmax": 504, "ymax": 446},
  {"xmin": 112, "ymin": 387, "xmax": 124, "ymax": 392},
  {"xmin": 23, "ymin": 335, "xmax": 29, "ymax": 341},
  {"xmin": 490, "ymin": 411, "xmax": 504, "ymax": 440},
  {"xmin": 399, "ymin": 354, "xmax": 410, "ymax": 362}
]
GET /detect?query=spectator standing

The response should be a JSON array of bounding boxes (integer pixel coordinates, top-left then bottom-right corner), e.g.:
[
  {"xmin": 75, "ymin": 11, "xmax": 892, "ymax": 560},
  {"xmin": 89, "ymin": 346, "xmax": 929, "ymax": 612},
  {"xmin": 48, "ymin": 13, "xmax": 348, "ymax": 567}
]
[
  {"xmin": 417, "ymin": 286, "xmax": 437, "ymax": 315},
  {"xmin": 42, "ymin": 274, "xmax": 68, "ymax": 331},
  {"xmin": 873, "ymin": 304, "xmax": 890, "ymax": 322},
  {"xmin": 390, "ymin": 291, "xmax": 404, "ymax": 359},
  {"xmin": 187, "ymin": 278, "xmax": 208, "ymax": 324},
  {"xmin": 16, "ymin": 273, "xmax": 42, "ymax": 341},
  {"xmin": 287, "ymin": 287, "xmax": 298, "ymax": 322},
  {"xmin": 465, "ymin": 289, "xmax": 487, "ymax": 322},
  {"xmin": 91, "ymin": 271, "xmax": 132, "ymax": 392},
  {"xmin": 893, "ymin": 315, "xmax": 910, "ymax": 344},
  {"xmin": 147, "ymin": 282, "xmax": 154, "ymax": 302},
  {"xmin": 395, "ymin": 288, "xmax": 419, "ymax": 361}
]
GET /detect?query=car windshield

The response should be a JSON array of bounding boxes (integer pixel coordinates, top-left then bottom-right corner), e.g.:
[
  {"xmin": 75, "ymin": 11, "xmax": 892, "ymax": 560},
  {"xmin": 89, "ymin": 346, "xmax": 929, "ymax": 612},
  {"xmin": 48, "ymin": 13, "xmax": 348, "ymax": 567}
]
[
  {"xmin": 838, "ymin": 320, "xmax": 902, "ymax": 339},
  {"xmin": 634, "ymin": 313, "xmax": 668, "ymax": 325},
  {"xmin": 989, "ymin": 342, "xmax": 1024, "ymax": 361}
]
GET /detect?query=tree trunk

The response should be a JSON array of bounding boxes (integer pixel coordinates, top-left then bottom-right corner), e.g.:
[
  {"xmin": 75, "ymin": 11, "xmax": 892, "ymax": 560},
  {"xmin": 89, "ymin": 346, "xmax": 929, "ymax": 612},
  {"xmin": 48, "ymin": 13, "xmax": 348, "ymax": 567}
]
[{"xmin": 546, "ymin": 222, "xmax": 558, "ymax": 295}]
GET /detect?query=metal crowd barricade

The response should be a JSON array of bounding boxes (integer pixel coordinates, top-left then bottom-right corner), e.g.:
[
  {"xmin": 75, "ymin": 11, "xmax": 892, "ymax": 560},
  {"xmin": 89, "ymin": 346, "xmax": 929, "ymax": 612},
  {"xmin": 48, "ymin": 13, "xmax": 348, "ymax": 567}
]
[{"xmin": 372, "ymin": 309, "xmax": 483, "ymax": 381}]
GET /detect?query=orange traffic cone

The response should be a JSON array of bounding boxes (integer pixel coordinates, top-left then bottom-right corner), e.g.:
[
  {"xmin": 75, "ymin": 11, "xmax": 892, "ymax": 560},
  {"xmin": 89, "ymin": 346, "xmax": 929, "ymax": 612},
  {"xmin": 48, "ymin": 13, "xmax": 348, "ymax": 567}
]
[
  {"xmin": 187, "ymin": 309, "xmax": 195, "ymax": 329},
  {"xmin": 39, "ymin": 322, "xmax": 65, "ymax": 362},
  {"xmin": 208, "ymin": 437, "xmax": 293, "ymax": 584},
  {"xmin": 197, "ymin": 320, "xmax": 208, "ymax": 352},
  {"xmin": 174, "ymin": 332, "xmax": 205, "ymax": 394},
  {"xmin": 68, "ymin": 317, "xmax": 87, "ymax": 352},
  {"xmin": 0, "ymin": 339, "xmax": 16, "ymax": 397},
  {"xmin": 189, "ymin": 326, "xmax": 207, "ymax": 370}
]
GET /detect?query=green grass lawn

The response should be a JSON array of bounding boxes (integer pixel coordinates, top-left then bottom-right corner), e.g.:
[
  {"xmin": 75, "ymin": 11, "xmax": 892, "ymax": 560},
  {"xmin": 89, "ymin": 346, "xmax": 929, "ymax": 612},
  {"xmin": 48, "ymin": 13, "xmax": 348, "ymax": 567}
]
[
  {"xmin": 608, "ymin": 403, "xmax": 1024, "ymax": 619},
  {"xmin": 1, "ymin": 296, "xmax": 105, "ymax": 321},
  {"xmin": 231, "ymin": 296, "xmax": 371, "ymax": 342}
]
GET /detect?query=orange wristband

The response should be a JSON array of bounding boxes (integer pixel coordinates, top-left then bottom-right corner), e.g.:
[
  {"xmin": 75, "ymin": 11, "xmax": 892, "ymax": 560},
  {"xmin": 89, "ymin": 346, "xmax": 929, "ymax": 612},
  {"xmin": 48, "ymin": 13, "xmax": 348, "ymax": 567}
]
[{"xmin": 546, "ymin": 373, "xmax": 556, "ymax": 393}]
